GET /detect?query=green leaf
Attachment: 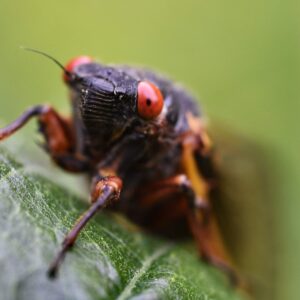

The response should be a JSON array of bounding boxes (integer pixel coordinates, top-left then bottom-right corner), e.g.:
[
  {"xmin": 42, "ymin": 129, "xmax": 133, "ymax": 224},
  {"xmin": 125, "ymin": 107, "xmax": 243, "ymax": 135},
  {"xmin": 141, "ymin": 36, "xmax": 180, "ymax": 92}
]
[{"xmin": 0, "ymin": 143, "xmax": 244, "ymax": 300}]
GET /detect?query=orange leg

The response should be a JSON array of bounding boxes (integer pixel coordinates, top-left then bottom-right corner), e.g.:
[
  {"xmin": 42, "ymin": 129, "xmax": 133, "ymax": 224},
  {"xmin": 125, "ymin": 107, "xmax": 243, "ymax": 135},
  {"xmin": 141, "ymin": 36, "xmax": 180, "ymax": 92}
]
[
  {"xmin": 138, "ymin": 175, "xmax": 208, "ymax": 234},
  {"xmin": 141, "ymin": 174, "xmax": 210, "ymax": 223},
  {"xmin": 0, "ymin": 105, "xmax": 88, "ymax": 172},
  {"xmin": 141, "ymin": 174, "xmax": 238, "ymax": 284},
  {"xmin": 180, "ymin": 129, "xmax": 240, "ymax": 284},
  {"xmin": 187, "ymin": 209, "xmax": 239, "ymax": 284}
]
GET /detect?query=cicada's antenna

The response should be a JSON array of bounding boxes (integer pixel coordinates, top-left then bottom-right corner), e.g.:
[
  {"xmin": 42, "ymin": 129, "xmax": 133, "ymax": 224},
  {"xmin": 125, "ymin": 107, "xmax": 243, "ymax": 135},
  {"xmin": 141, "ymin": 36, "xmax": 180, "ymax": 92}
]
[{"xmin": 20, "ymin": 47, "xmax": 74, "ymax": 80}]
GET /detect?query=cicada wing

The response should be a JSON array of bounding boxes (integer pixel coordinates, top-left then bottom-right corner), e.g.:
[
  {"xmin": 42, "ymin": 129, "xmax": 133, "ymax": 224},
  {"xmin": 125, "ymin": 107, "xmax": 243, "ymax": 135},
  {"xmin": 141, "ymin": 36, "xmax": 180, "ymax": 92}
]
[{"xmin": 209, "ymin": 125, "xmax": 275, "ymax": 300}]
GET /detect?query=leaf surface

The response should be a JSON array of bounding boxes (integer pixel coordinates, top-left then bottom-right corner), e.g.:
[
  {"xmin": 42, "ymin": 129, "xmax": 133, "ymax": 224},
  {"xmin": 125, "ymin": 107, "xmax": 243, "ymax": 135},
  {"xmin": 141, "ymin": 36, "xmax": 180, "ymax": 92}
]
[{"xmin": 0, "ymin": 145, "xmax": 244, "ymax": 300}]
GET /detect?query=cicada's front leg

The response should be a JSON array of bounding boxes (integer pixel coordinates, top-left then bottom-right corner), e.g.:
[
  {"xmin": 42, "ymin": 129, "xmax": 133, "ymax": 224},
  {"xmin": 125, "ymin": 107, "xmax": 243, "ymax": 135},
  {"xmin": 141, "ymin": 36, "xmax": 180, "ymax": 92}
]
[
  {"xmin": 48, "ymin": 173, "xmax": 122, "ymax": 278},
  {"xmin": 0, "ymin": 105, "xmax": 88, "ymax": 172}
]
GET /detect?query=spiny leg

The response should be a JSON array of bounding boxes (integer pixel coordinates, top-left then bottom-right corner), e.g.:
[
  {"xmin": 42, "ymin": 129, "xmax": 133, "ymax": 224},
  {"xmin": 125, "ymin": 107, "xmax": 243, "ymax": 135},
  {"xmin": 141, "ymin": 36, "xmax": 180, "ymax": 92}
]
[
  {"xmin": 140, "ymin": 173, "xmax": 239, "ymax": 283},
  {"xmin": 48, "ymin": 175, "xmax": 122, "ymax": 278},
  {"xmin": 0, "ymin": 105, "xmax": 88, "ymax": 172},
  {"xmin": 148, "ymin": 175, "xmax": 239, "ymax": 284}
]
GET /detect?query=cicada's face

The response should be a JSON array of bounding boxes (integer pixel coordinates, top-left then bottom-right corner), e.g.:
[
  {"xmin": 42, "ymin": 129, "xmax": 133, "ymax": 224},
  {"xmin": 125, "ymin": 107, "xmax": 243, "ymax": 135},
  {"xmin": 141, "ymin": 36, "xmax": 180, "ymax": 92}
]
[{"xmin": 64, "ymin": 57, "xmax": 165, "ymax": 144}]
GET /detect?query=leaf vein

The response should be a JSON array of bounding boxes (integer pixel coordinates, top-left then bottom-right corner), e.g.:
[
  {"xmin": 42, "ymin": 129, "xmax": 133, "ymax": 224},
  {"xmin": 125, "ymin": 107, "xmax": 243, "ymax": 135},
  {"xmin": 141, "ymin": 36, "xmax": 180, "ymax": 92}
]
[{"xmin": 116, "ymin": 244, "xmax": 172, "ymax": 300}]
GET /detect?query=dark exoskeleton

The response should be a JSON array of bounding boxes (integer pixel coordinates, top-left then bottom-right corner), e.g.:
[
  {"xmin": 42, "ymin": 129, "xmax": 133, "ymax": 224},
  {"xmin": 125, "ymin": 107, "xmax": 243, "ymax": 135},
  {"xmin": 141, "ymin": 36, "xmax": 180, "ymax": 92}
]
[{"xmin": 0, "ymin": 53, "xmax": 239, "ymax": 283}]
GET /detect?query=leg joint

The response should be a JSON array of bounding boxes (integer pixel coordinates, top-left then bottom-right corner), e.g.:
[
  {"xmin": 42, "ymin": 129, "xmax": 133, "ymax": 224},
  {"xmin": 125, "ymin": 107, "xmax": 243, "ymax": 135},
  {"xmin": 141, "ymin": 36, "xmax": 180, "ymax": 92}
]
[
  {"xmin": 91, "ymin": 176, "xmax": 123, "ymax": 203},
  {"xmin": 175, "ymin": 174, "xmax": 192, "ymax": 193},
  {"xmin": 174, "ymin": 175, "xmax": 196, "ymax": 206}
]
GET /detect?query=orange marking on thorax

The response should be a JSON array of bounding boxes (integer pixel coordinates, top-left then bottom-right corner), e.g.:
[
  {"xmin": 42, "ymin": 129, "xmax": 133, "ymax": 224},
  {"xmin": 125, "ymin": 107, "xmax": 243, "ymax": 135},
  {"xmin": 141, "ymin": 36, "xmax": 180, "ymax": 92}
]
[{"xmin": 181, "ymin": 141, "xmax": 208, "ymax": 202}]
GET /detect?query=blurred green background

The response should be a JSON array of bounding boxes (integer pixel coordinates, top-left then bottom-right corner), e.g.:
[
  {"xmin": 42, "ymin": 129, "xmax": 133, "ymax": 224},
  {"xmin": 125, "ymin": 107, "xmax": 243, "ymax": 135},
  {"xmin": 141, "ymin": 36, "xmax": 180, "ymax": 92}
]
[{"xmin": 0, "ymin": 0, "xmax": 299, "ymax": 299}]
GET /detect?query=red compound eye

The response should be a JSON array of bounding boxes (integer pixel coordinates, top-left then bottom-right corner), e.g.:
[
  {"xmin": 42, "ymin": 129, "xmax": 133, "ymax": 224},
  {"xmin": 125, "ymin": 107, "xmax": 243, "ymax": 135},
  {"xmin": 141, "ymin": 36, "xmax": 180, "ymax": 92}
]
[
  {"xmin": 63, "ymin": 56, "xmax": 92, "ymax": 82},
  {"xmin": 137, "ymin": 81, "xmax": 164, "ymax": 119}
]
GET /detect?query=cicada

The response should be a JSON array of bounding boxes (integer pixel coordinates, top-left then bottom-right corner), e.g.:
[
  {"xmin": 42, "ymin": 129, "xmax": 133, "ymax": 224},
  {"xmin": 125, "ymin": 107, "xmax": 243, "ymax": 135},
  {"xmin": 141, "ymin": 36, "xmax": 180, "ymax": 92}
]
[{"xmin": 0, "ymin": 51, "xmax": 238, "ymax": 283}]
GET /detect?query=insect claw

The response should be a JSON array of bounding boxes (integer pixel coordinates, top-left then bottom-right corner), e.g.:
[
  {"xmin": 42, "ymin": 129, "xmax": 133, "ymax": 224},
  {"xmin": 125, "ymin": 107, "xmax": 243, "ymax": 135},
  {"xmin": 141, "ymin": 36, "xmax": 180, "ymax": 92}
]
[
  {"xmin": 47, "ymin": 265, "xmax": 58, "ymax": 279},
  {"xmin": 47, "ymin": 244, "xmax": 69, "ymax": 279},
  {"xmin": 47, "ymin": 257, "xmax": 61, "ymax": 279}
]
